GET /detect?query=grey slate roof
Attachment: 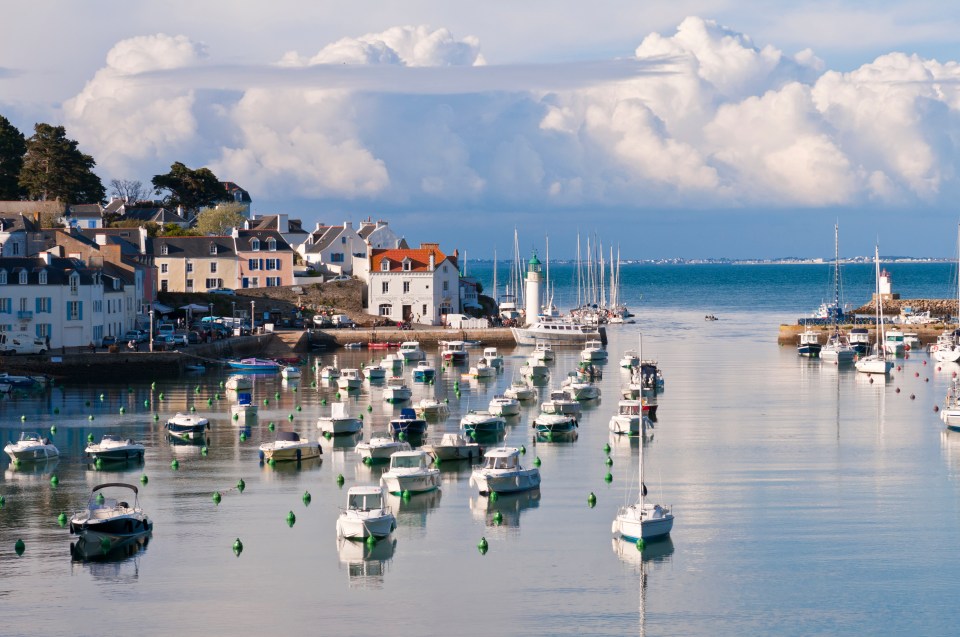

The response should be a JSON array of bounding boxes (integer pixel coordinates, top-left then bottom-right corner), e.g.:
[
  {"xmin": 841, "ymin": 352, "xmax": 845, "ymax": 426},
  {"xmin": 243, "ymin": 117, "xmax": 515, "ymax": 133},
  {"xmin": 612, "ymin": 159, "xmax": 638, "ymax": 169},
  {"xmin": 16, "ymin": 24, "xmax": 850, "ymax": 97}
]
[{"xmin": 0, "ymin": 257, "xmax": 101, "ymax": 285}]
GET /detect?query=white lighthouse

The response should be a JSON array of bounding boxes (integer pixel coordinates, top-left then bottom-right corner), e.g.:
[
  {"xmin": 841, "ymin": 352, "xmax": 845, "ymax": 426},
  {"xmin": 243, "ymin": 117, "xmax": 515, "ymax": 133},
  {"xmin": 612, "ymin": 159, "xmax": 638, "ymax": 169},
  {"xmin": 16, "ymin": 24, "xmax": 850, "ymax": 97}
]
[{"xmin": 524, "ymin": 251, "xmax": 542, "ymax": 327}]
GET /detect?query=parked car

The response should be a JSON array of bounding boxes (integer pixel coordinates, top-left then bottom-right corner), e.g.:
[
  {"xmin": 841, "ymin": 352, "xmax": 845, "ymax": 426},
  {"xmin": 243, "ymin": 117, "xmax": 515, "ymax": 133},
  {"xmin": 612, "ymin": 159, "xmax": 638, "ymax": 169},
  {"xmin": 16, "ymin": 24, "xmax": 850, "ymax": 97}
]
[
  {"xmin": 124, "ymin": 330, "xmax": 148, "ymax": 344},
  {"xmin": 172, "ymin": 331, "xmax": 190, "ymax": 346},
  {"xmin": 101, "ymin": 335, "xmax": 117, "ymax": 348},
  {"xmin": 330, "ymin": 314, "xmax": 355, "ymax": 328},
  {"xmin": 187, "ymin": 331, "xmax": 201, "ymax": 345},
  {"xmin": 210, "ymin": 288, "xmax": 236, "ymax": 295},
  {"xmin": 312, "ymin": 315, "xmax": 332, "ymax": 328},
  {"xmin": 0, "ymin": 334, "xmax": 48, "ymax": 355},
  {"xmin": 157, "ymin": 324, "xmax": 176, "ymax": 338},
  {"xmin": 326, "ymin": 275, "xmax": 351, "ymax": 283}
]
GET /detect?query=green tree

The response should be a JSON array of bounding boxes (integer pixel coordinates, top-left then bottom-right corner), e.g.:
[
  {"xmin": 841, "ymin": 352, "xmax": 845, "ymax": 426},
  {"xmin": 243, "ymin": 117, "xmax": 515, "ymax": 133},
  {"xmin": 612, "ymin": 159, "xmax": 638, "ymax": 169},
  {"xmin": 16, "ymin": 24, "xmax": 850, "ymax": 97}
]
[
  {"xmin": 160, "ymin": 223, "xmax": 199, "ymax": 237},
  {"xmin": 151, "ymin": 162, "xmax": 223, "ymax": 214},
  {"xmin": 194, "ymin": 202, "xmax": 246, "ymax": 236},
  {"xmin": 18, "ymin": 123, "xmax": 105, "ymax": 204},
  {"xmin": 0, "ymin": 115, "xmax": 26, "ymax": 199}
]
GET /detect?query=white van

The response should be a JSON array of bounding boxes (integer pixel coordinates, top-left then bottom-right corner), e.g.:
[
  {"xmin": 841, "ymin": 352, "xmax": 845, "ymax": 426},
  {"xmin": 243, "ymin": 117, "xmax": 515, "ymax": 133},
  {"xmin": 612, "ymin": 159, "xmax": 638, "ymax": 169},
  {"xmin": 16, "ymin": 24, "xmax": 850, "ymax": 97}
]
[
  {"xmin": 330, "ymin": 314, "xmax": 355, "ymax": 328},
  {"xmin": 0, "ymin": 333, "xmax": 48, "ymax": 355}
]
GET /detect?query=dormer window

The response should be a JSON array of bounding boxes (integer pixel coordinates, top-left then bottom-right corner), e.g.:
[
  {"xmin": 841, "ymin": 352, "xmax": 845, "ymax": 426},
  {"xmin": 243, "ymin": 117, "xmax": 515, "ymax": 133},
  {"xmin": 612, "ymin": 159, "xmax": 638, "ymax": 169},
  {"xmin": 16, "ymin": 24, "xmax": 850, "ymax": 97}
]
[
  {"xmin": 402, "ymin": 258, "xmax": 412, "ymax": 272},
  {"xmin": 209, "ymin": 243, "xmax": 217, "ymax": 255},
  {"xmin": 113, "ymin": 278, "xmax": 120, "ymax": 290},
  {"xmin": 160, "ymin": 244, "xmax": 168, "ymax": 256},
  {"xmin": 267, "ymin": 238, "xmax": 276, "ymax": 252},
  {"xmin": 69, "ymin": 272, "xmax": 79, "ymax": 295},
  {"xmin": 381, "ymin": 259, "xmax": 390, "ymax": 272},
  {"xmin": 0, "ymin": 269, "xmax": 6, "ymax": 285},
  {"xmin": 39, "ymin": 270, "xmax": 47, "ymax": 285},
  {"xmin": 251, "ymin": 238, "xmax": 260, "ymax": 252},
  {"xmin": 18, "ymin": 270, "xmax": 27, "ymax": 285}
]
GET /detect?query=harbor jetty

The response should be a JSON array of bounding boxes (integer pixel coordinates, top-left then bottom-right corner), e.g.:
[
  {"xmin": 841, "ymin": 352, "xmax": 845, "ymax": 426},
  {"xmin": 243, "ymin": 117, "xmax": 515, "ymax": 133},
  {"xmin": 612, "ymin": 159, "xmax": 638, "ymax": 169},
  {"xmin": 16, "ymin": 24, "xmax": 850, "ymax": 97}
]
[{"xmin": 777, "ymin": 322, "xmax": 952, "ymax": 347}]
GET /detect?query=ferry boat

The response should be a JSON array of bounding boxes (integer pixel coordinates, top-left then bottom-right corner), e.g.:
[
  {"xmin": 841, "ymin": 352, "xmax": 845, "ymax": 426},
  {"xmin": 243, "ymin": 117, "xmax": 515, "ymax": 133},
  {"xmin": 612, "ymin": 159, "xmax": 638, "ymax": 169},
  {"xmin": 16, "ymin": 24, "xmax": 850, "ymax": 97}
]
[{"xmin": 511, "ymin": 317, "xmax": 606, "ymax": 346}]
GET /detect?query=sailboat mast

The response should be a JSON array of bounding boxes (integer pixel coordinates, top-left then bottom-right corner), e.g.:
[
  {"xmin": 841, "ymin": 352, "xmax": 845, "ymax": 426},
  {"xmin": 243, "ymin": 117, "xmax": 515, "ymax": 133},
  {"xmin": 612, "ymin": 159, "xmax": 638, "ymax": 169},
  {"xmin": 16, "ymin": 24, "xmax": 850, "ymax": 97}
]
[
  {"xmin": 834, "ymin": 223, "xmax": 840, "ymax": 335},
  {"xmin": 638, "ymin": 332, "xmax": 645, "ymax": 511},
  {"xmin": 576, "ymin": 233, "xmax": 582, "ymax": 309},
  {"xmin": 545, "ymin": 235, "xmax": 550, "ymax": 314},
  {"xmin": 493, "ymin": 248, "xmax": 498, "ymax": 307},
  {"xmin": 876, "ymin": 246, "xmax": 885, "ymax": 359}
]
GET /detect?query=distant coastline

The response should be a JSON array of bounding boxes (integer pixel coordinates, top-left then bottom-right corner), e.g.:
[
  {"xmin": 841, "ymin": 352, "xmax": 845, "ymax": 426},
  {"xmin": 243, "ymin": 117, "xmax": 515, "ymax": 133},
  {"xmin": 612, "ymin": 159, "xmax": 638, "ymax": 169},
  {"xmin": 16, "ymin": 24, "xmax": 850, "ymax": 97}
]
[{"xmin": 465, "ymin": 257, "xmax": 952, "ymax": 265}]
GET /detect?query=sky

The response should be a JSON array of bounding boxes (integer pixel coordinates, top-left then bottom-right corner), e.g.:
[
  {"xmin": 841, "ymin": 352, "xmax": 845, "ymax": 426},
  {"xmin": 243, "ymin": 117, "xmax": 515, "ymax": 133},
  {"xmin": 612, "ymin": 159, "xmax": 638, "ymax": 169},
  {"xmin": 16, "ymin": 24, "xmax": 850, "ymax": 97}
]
[{"xmin": 4, "ymin": 1, "xmax": 960, "ymax": 260}]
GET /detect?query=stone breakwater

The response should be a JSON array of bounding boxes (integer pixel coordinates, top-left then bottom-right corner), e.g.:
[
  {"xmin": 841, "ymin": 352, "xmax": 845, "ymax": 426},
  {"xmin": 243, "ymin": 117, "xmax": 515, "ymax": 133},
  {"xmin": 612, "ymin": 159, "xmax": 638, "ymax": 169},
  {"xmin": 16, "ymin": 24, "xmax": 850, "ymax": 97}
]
[{"xmin": 850, "ymin": 298, "xmax": 957, "ymax": 317}]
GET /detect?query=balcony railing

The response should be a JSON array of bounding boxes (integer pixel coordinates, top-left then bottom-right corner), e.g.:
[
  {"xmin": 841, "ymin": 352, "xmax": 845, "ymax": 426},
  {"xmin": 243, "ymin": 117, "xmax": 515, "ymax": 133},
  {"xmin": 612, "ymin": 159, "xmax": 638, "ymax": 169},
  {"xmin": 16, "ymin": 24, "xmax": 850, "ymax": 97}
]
[{"xmin": 17, "ymin": 311, "xmax": 33, "ymax": 320}]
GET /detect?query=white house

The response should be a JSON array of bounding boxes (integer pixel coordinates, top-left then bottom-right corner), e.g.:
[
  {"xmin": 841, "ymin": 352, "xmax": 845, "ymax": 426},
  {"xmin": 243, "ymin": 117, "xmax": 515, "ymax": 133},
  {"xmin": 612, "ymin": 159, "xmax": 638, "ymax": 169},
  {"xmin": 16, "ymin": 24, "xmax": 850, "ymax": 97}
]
[
  {"xmin": 298, "ymin": 221, "xmax": 367, "ymax": 275},
  {"xmin": 0, "ymin": 253, "xmax": 135, "ymax": 348},
  {"xmin": 367, "ymin": 243, "xmax": 460, "ymax": 325}
]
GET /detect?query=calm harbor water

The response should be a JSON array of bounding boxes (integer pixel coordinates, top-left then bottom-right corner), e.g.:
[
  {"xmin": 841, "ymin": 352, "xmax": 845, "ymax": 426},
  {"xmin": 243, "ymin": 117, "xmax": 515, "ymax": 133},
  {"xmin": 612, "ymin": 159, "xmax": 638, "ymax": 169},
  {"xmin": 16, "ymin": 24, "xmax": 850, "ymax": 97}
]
[{"xmin": 3, "ymin": 265, "xmax": 960, "ymax": 636}]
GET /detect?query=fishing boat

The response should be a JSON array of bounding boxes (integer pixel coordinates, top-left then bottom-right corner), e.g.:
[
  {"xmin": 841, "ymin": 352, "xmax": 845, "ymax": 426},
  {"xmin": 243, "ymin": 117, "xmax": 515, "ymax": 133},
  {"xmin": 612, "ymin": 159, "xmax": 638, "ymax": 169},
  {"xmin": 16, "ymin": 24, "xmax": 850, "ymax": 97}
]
[
  {"xmin": 797, "ymin": 328, "xmax": 822, "ymax": 358},
  {"xmin": 281, "ymin": 366, "xmax": 302, "ymax": 379},
  {"xmin": 317, "ymin": 402, "xmax": 363, "ymax": 436},
  {"xmin": 520, "ymin": 357, "xmax": 550, "ymax": 380},
  {"xmin": 533, "ymin": 413, "xmax": 578, "ymax": 435},
  {"xmin": 440, "ymin": 340, "xmax": 468, "ymax": 363},
  {"xmin": 883, "ymin": 329, "xmax": 905, "ymax": 357},
  {"xmin": 421, "ymin": 433, "xmax": 481, "ymax": 462},
  {"xmin": 0, "ymin": 373, "xmax": 38, "ymax": 390},
  {"xmin": 259, "ymin": 431, "xmax": 322, "ymax": 462},
  {"xmin": 356, "ymin": 436, "xmax": 412, "ymax": 464},
  {"xmin": 903, "ymin": 332, "xmax": 922, "ymax": 352},
  {"xmin": 540, "ymin": 389, "xmax": 582, "ymax": 416},
  {"xmin": 469, "ymin": 447, "xmax": 541, "ymax": 495},
  {"xmin": 85, "ymin": 434, "xmax": 145, "ymax": 462},
  {"xmin": 380, "ymin": 450, "xmax": 441, "ymax": 495},
  {"xmin": 849, "ymin": 328, "xmax": 871, "ymax": 354},
  {"xmin": 413, "ymin": 398, "xmax": 448, "ymax": 420},
  {"xmin": 336, "ymin": 486, "xmax": 396, "ymax": 540},
  {"xmin": 389, "ymin": 408, "xmax": 427, "ymax": 436},
  {"xmin": 460, "ymin": 411, "xmax": 506, "ymax": 438},
  {"xmin": 383, "ymin": 377, "xmax": 412, "ymax": 403},
  {"xmin": 225, "ymin": 375, "xmax": 253, "ymax": 391},
  {"xmin": 942, "ymin": 379, "xmax": 960, "ymax": 430},
  {"xmin": 488, "ymin": 395, "xmax": 521, "ymax": 416},
  {"xmin": 337, "ymin": 369, "xmax": 363, "ymax": 390},
  {"xmin": 468, "ymin": 358, "xmax": 497, "ymax": 379},
  {"xmin": 611, "ymin": 426, "xmax": 674, "ymax": 542},
  {"xmin": 165, "ymin": 413, "xmax": 210, "ymax": 440},
  {"xmin": 318, "ymin": 364, "xmax": 341, "ymax": 380},
  {"xmin": 820, "ymin": 224, "xmax": 857, "ymax": 364},
  {"xmin": 581, "ymin": 339, "xmax": 608, "ymax": 361},
  {"xmin": 856, "ymin": 246, "xmax": 894, "ymax": 376},
  {"xmin": 69, "ymin": 483, "xmax": 152, "ymax": 554},
  {"xmin": 226, "ymin": 358, "xmax": 281, "ymax": 372},
  {"xmin": 561, "ymin": 373, "xmax": 601, "ymax": 401},
  {"xmin": 482, "ymin": 347, "xmax": 504, "ymax": 369},
  {"xmin": 934, "ymin": 225, "xmax": 960, "ymax": 363},
  {"xmin": 363, "ymin": 364, "xmax": 386, "ymax": 380},
  {"xmin": 531, "ymin": 341, "xmax": 555, "ymax": 362},
  {"xmin": 609, "ymin": 400, "xmax": 652, "ymax": 437},
  {"xmin": 398, "ymin": 341, "xmax": 426, "ymax": 362},
  {"xmin": 4, "ymin": 432, "xmax": 59, "ymax": 462},
  {"xmin": 504, "ymin": 378, "xmax": 537, "ymax": 401},
  {"xmin": 412, "ymin": 360, "xmax": 436, "ymax": 383}
]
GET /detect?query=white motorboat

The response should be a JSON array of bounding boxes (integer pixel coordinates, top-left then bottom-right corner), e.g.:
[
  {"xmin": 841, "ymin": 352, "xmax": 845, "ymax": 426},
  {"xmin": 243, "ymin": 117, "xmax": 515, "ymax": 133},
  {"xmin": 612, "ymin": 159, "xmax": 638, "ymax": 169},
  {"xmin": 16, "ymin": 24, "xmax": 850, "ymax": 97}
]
[
  {"xmin": 225, "ymin": 375, "xmax": 253, "ymax": 391},
  {"xmin": 259, "ymin": 431, "xmax": 322, "ymax": 462},
  {"xmin": 511, "ymin": 316, "xmax": 605, "ymax": 346},
  {"xmin": 797, "ymin": 328, "xmax": 822, "ymax": 358},
  {"xmin": 165, "ymin": 413, "xmax": 210, "ymax": 440},
  {"xmin": 389, "ymin": 408, "xmax": 427, "ymax": 436},
  {"xmin": 4, "ymin": 432, "xmax": 59, "ymax": 462},
  {"xmin": 884, "ymin": 329, "xmax": 905, "ymax": 357},
  {"xmin": 533, "ymin": 413, "xmax": 578, "ymax": 435},
  {"xmin": 413, "ymin": 398, "xmax": 449, "ymax": 420},
  {"xmin": 935, "ymin": 225, "xmax": 960, "ymax": 363},
  {"xmin": 383, "ymin": 377, "xmax": 412, "ymax": 403},
  {"xmin": 380, "ymin": 450, "xmax": 441, "ymax": 495},
  {"xmin": 336, "ymin": 486, "xmax": 396, "ymax": 540},
  {"xmin": 540, "ymin": 389, "xmax": 582, "ymax": 416},
  {"xmin": 230, "ymin": 392, "xmax": 258, "ymax": 424},
  {"xmin": 609, "ymin": 400, "xmax": 652, "ymax": 437},
  {"xmin": 612, "ymin": 423, "xmax": 674, "ymax": 543},
  {"xmin": 363, "ymin": 364, "xmax": 386, "ymax": 380},
  {"xmin": 942, "ymin": 379, "xmax": 960, "ymax": 430},
  {"xmin": 460, "ymin": 411, "xmax": 507, "ymax": 438},
  {"xmin": 504, "ymin": 379, "xmax": 537, "ymax": 401},
  {"xmin": 281, "ymin": 366, "xmax": 302, "ymax": 379},
  {"xmin": 440, "ymin": 340, "xmax": 468, "ymax": 363},
  {"xmin": 531, "ymin": 341, "xmax": 555, "ymax": 362},
  {"xmin": 86, "ymin": 434, "xmax": 145, "ymax": 463},
  {"xmin": 470, "ymin": 447, "xmax": 541, "ymax": 495},
  {"xmin": 903, "ymin": 332, "xmax": 922, "ymax": 352},
  {"xmin": 488, "ymin": 394, "xmax": 521, "ymax": 416},
  {"xmin": 398, "ymin": 341, "xmax": 426, "ymax": 362},
  {"xmin": 317, "ymin": 402, "xmax": 363, "ymax": 436},
  {"xmin": 561, "ymin": 374, "xmax": 601, "ymax": 401},
  {"xmin": 412, "ymin": 360, "xmax": 436, "ymax": 383},
  {"xmin": 468, "ymin": 358, "xmax": 497, "ymax": 379},
  {"xmin": 356, "ymin": 436, "xmax": 412, "ymax": 464},
  {"xmin": 580, "ymin": 339, "xmax": 608, "ymax": 361},
  {"xmin": 380, "ymin": 354, "xmax": 404, "ymax": 375},
  {"xmin": 482, "ymin": 347, "xmax": 504, "ymax": 369},
  {"xmin": 337, "ymin": 369, "xmax": 363, "ymax": 390},
  {"xmin": 520, "ymin": 357, "xmax": 550, "ymax": 379},
  {"xmin": 849, "ymin": 328, "xmax": 871, "ymax": 354},
  {"xmin": 856, "ymin": 246, "xmax": 894, "ymax": 376},
  {"xmin": 318, "ymin": 365, "xmax": 341, "ymax": 380},
  {"xmin": 619, "ymin": 350, "xmax": 639, "ymax": 369},
  {"xmin": 421, "ymin": 433, "xmax": 481, "ymax": 462},
  {"xmin": 69, "ymin": 483, "xmax": 152, "ymax": 554}
]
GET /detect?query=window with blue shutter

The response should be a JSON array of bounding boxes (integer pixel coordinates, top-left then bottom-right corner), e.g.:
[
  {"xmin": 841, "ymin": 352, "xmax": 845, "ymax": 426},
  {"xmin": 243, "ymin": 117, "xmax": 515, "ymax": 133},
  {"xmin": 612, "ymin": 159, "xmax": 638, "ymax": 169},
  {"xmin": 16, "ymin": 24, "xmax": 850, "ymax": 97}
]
[
  {"xmin": 35, "ymin": 298, "xmax": 40, "ymax": 313},
  {"xmin": 79, "ymin": 301, "xmax": 83, "ymax": 321}
]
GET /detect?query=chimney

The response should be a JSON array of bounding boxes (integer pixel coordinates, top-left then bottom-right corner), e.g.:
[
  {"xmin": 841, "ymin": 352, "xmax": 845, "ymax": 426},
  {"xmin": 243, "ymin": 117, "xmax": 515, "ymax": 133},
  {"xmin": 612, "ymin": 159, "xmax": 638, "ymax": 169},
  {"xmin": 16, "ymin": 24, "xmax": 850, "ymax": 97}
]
[
  {"xmin": 176, "ymin": 204, "xmax": 184, "ymax": 218},
  {"xmin": 41, "ymin": 251, "xmax": 52, "ymax": 265},
  {"xmin": 343, "ymin": 221, "xmax": 353, "ymax": 230},
  {"xmin": 429, "ymin": 251, "xmax": 435, "ymax": 271},
  {"xmin": 315, "ymin": 222, "xmax": 325, "ymax": 232},
  {"xmin": 278, "ymin": 214, "xmax": 288, "ymax": 233},
  {"xmin": 138, "ymin": 226, "xmax": 147, "ymax": 253}
]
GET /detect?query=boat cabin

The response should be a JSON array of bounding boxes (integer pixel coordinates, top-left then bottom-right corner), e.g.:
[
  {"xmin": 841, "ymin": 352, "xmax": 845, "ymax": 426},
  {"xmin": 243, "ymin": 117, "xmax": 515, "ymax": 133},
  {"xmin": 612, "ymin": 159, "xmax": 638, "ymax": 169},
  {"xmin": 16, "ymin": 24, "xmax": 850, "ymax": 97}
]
[
  {"xmin": 618, "ymin": 400, "xmax": 642, "ymax": 416},
  {"xmin": 483, "ymin": 451, "xmax": 520, "ymax": 470},
  {"xmin": 347, "ymin": 487, "xmax": 384, "ymax": 512},
  {"xmin": 341, "ymin": 368, "xmax": 361, "ymax": 380},
  {"xmin": 389, "ymin": 451, "xmax": 429, "ymax": 470}
]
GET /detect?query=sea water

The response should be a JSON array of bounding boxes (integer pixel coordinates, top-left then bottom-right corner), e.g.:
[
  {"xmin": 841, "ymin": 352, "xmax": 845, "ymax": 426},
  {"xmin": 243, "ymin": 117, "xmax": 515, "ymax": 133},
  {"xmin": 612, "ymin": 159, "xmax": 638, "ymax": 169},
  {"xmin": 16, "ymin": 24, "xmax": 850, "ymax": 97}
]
[{"xmin": 2, "ymin": 264, "xmax": 960, "ymax": 636}]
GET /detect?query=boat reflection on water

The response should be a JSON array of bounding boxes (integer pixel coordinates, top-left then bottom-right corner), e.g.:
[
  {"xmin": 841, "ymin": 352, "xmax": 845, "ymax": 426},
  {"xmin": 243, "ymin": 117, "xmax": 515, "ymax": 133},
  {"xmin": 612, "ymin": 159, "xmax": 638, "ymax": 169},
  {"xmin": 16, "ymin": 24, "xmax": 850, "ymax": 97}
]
[
  {"xmin": 469, "ymin": 489, "xmax": 541, "ymax": 531},
  {"xmin": 168, "ymin": 433, "xmax": 208, "ymax": 454},
  {"xmin": 607, "ymin": 431, "xmax": 653, "ymax": 457},
  {"xmin": 70, "ymin": 533, "xmax": 151, "ymax": 567},
  {"xmin": 260, "ymin": 456, "xmax": 323, "ymax": 480},
  {"xmin": 353, "ymin": 461, "xmax": 389, "ymax": 483},
  {"xmin": 940, "ymin": 429, "xmax": 960, "ymax": 476},
  {"xmin": 337, "ymin": 536, "xmax": 396, "ymax": 590},
  {"xmin": 385, "ymin": 489, "xmax": 442, "ymax": 531},
  {"xmin": 84, "ymin": 457, "xmax": 143, "ymax": 482},
  {"xmin": 321, "ymin": 431, "xmax": 363, "ymax": 451},
  {"xmin": 4, "ymin": 457, "xmax": 58, "ymax": 481},
  {"xmin": 437, "ymin": 458, "xmax": 474, "ymax": 483},
  {"xmin": 611, "ymin": 537, "xmax": 675, "ymax": 637},
  {"xmin": 392, "ymin": 431, "xmax": 426, "ymax": 449},
  {"xmin": 535, "ymin": 430, "xmax": 579, "ymax": 444},
  {"xmin": 280, "ymin": 378, "xmax": 300, "ymax": 392}
]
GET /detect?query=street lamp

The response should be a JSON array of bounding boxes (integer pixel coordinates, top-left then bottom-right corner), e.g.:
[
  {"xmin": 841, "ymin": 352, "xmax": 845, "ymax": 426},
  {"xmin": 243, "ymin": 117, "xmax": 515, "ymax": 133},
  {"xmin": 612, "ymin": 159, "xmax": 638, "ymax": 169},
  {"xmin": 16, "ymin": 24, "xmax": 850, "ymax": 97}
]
[
  {"xmin": 148, "ymin": 304, "xmax": 154, "ymax": 352},
  {"xmin": 231, "ymin": 301, "xmax": 236, "ymax": 324}
]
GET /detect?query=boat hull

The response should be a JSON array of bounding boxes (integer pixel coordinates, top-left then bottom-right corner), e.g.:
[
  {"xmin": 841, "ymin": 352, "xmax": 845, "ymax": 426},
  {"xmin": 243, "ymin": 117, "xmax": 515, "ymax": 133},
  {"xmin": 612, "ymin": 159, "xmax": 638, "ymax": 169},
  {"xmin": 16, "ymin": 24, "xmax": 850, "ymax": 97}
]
[
  {"xmin": 357, "ymin": 442, "xmax": 409, "ymax": 463},
  {"xmin": 389, "ymin": 419, "xmax": 427, "ymax": 435},
  {"xmin": 820, "ymin": 347, "xmax": 856, "ymax": 363},
  {"xmin": 318, "ymin": 417, "xmax": 363, "ymax": 436},
  {"xmin": 425, "ymin": 444, "xmax": 481, "ymax": 461},
  {"xmin": 855, "ymin": 357, "xmax": 893, "ymax": 375},
  {"xmin": 384, "ymin": 388, "xmax": 412, "ymax": 403},
  {"xmin": 337, "ymin": 379, "xmax": 362, "ymax": 390},
  {"xmin": 797, "ymin": 344, "xmax": 821, "ymax": 357},
  {"xmin": 608, "ymin": 415, "xmax": 650, "ymax": 436},
  {"xmin": 4, "ymin": 444, "xmax": 59, "ymax": 462},
  {"xmin": 511, "ymin": 325, "xmax": 606, "ymax": 346},
  {"xmin": 614, "ymin": 504, "xmax": 674, "ymax": 541},
  {"xmin": 471, "ymin": 469, "xmax": 541, "ymax": 495},
  {"xmin": 260, "ymin": 443, "xmax": 321, "ymax": 462},
  {"xmin": 381, "ymin": 472, "xmax": 441, "ymax": 495},
  {"xmin": 488, "ymin": 401, "xmax": 520, "ymax": 416},
  {"xmin": 86, "ymin": 447, "xmax": 144, "ymax": 462},
  {"xmin": 336, "ymin": 512, "xmax": 396, "ymax": 540},
  {"xmin": 413, "ymin": 369, "xmax": 436, "ymax": 382}
]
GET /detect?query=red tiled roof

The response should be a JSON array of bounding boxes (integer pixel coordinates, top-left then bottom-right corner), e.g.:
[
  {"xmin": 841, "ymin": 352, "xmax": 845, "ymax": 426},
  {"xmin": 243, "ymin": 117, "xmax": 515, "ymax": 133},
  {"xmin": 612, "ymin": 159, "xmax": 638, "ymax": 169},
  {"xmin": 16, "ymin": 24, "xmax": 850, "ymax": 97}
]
[{"xmin": 371, "ymin": 246, "xmax": 448, "ymax": 273}]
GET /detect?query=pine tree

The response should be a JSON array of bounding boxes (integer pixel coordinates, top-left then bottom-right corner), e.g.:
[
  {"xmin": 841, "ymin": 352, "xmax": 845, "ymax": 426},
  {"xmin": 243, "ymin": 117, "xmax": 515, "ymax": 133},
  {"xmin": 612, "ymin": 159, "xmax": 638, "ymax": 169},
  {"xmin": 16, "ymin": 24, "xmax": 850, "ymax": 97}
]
[
  {"xmin": 0, "ymin": 115, "xmax": 26, "ymax": 200},
  {"xmin": 18, "ymin": 123, "xmax": 105, "ymax": 204},
  {"xmin": 151, "ymin": 162, "xmax": 224, "ymax": 214}
]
